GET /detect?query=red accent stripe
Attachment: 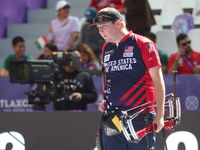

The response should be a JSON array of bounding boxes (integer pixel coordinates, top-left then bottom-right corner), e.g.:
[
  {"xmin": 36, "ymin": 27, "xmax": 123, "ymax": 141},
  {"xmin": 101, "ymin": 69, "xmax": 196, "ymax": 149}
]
[
  {"xmin": 102, "ymin": 42, "xmax": 109, "ymax": 94},
  {"xmin": 124, "ymin": 88, "xmax": 145, "ymax": 107},
  {"xmin": 119, "ymin": 78, "xmax": 144, "ymax": 103},
  {"xmin": 101, "ymin": 42, "xmax": 108, "ymax": 55},
  {"xmin": 132, "ymin": 95, "xmax": 147, "ymax": 108}
]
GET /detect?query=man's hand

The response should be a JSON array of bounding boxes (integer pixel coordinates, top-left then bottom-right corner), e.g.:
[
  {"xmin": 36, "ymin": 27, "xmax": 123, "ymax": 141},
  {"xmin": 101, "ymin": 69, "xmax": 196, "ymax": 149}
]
[
  {"xmin": 174, "ymin": 47, "xmax": 185, "ymax": 62},
  {"xmin": 193, "ymin": 65, "xmax": 200, "ymax": 74},
  {"xmin": 178, "ymin": 47, "xmax": 185, "ymax": 55},
  {"xmin": 99, "ymin": 100, "xmax": 106, "ymax": 112},
  {"xmin": 0, "ymin": 69, "xmax": 9, "ymax": 77},
  {"xmin": 71, "ymin": 92, "xmax": 82, "ymax": 102},
  {"xmin": 152, "ymin": 115, "xmax": 164, "ymax": 133}
]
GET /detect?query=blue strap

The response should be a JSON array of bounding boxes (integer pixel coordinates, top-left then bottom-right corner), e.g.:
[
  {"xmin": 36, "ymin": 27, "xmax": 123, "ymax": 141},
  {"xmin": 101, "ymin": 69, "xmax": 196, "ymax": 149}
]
[{"xmin": 181, "ymin": 55, "xmax": 194, "ymax": 69}]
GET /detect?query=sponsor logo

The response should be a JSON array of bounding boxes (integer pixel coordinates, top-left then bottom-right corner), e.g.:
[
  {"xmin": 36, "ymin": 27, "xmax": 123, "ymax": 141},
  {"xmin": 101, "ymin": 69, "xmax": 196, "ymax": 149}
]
[
  {"xmin": 0, "ymin": 99, "xmax": 33, "ymax": 112},
  {"xmin": 94, "ymin": 131, "xmax": 199, "ymax": 150},
  {"xmin": 105, "ymin": 49, "xmax": 114, "ymax": 55},
  {"xmin": 104, "ymin": 54, "xmax": 110, "ymax": 62},
  {"xmin": 123, "ymin": 46, "xmax": 134, "ymax": 57},
  {"xmin": 185, "ymin": 95, "xmax": 199, "ymax": 110},
  {"xmin": 0, "ymin": 131, "xmax": 25, "ymax": 150},
  {"xmin": 0, "ymin": 99, "xmax": 32, "ymax": 108},
  {"xmin": 148, "ymin": 57, "xmax": 153, "ymax": 61},
  {"xmin": 123, "ymin": 52, "xmax": 133, "ymax": 57},
  {"xmin": 166, "ymin": 131, "xmax": 198, "ymax": 150}
]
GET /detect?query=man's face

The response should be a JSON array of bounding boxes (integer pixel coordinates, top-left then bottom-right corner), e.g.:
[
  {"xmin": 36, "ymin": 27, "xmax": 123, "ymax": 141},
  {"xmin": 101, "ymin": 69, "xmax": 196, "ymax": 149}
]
[
  {"xmin": 178, "ymin": 37, "xmax": 192, "ymax": 54},
  {"xmin": 13, "ymin": 42, "xmax": 26, "ymax": 58},
  {"xmin": 97, "ymin": 21, "xmax": 117, "ymax": 42},
  {"xmin": 80, "ymin": 51, "xmax": 89, "ymax": 65},
  {"xmin": 43, "ymin": 46, "xmax": 52, "ymax": 58},
  {"xmin": 58, "ymin": 5, "xmax": 70, "ymax": 17}
]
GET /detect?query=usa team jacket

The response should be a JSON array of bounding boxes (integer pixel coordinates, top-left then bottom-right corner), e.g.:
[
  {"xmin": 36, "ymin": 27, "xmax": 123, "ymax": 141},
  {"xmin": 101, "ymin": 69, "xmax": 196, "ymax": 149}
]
[{"xmin": 102, "ymin": 31, "xmax": 161, "ymax": 115}]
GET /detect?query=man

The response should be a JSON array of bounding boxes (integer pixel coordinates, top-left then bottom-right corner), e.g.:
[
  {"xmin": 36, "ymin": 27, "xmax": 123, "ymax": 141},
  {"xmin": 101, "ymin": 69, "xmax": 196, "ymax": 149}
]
[
  {"xmin": 53, "ymin": 49, "xmax": 98, "ymax": 110},
  {"xmin": 168, "ymin": 33, "xmax": 200, "ymax": 74},
  {"xmin": 93, "ymin": 7, "xmax": 165, "ymax": 149},
  {"xmin": 78, "ymin": 7, "xmax": 104, "ymax": 59},
  {"xmin": 48, "ymin": 0, "xmax": 80, "ymax": 51},
  {"xmin": 0, "ymin": 36, "xmax": 32, "ymax": 77},
  {"xmin": 143, "ymin": 32, "xmax": 169, "ymax": 74}
]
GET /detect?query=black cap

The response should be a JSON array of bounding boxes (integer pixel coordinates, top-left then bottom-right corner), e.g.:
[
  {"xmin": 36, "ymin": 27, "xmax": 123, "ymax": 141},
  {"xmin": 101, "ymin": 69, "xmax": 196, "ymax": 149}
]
[
  {"xmin": 92, "ymin": 7, "xmax": 123, "ymax": 25},
  {"xmin": 97, "ymin": 7, "xmax": 123, "ymax": 20}
]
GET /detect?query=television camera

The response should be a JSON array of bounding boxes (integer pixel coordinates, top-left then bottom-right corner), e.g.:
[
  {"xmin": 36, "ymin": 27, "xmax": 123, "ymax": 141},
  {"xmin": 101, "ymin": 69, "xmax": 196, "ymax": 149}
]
[{"xmin": 9, "ymin": 51, "xmax": 80, "ymax": 110}]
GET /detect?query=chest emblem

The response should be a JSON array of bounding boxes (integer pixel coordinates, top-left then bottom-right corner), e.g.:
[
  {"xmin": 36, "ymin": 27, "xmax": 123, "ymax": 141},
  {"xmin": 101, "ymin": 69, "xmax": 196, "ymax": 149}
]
[
  {"xmin": 104, "ymin": 54, "xmax": 110, "ymax": 62},
  {"xmin": 123, "ymin": 46, "xmax": 134, "ymax": 57}
]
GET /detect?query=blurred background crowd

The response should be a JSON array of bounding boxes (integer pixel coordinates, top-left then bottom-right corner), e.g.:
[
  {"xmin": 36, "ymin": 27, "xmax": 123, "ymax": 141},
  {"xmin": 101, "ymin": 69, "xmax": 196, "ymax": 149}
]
[
  {"xmin": 0, "ymin": 0, "xmax": 200, "ymax": 110},
  {"xmin": 0, "ymin": 0, "xmax": 200, "ymax": 76}
]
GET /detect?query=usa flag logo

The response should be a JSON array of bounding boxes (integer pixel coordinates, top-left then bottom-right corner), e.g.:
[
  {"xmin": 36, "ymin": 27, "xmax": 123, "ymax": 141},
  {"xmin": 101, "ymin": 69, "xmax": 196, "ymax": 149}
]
[
  {"xmin": 146, "ymin": 44, "xmax": 156, "ymax": 52},
  {"xmin": 124, "ymin": 46, "xmax": 134, "ymax": 52}
]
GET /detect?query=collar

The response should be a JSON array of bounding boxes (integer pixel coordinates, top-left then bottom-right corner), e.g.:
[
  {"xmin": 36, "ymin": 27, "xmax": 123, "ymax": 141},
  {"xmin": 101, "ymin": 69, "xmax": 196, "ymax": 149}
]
[{"xmin": 120, "ymin": 31, "xmax": 134, "ymax": 43}]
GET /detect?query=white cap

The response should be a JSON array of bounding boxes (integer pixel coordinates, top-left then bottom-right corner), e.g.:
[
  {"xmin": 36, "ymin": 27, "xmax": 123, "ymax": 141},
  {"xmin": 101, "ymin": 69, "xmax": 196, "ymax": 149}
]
[{"xmin": 55, "ymin": 0, "xmax": 69, "ymax": 11}]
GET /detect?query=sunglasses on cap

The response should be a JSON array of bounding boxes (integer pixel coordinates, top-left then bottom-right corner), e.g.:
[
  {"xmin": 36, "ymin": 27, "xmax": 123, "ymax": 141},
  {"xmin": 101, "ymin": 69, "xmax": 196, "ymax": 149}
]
[
  {"xmin": 181, "ymin": 40, "xmax": 191, "ymax": 46},
  {"xmin": 93, "ymin": 15, "xmax": 117, "ymax": 24}
]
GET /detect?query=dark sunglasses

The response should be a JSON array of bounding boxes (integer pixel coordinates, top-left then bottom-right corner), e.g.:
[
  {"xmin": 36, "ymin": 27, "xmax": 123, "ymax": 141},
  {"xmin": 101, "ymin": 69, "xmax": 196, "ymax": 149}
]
[
  {"xmin": 181, "ymin": 40, "xmax": 191, "ymax": 46},
  {"xmin": 62, "ymin": 5, "xmax": 70, "ymax": 9},
  {"xmin": 93, "ymin": 15, "xmax": 117, "ymax": 24}
]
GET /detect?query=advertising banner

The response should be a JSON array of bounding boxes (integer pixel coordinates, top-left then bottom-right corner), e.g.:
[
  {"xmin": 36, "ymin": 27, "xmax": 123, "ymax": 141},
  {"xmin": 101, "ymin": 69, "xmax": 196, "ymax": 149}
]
[{"xmin": 0, "ymin": 74, "xmax": 200, "ymax": 112}]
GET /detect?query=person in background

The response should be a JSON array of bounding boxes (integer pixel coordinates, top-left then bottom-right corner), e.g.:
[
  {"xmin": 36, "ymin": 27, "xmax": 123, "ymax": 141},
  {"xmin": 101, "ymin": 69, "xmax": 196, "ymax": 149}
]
[
  {"xmin": 89, "ymin": 0, "xmax": 125, "ymax": 14},
  {"xmin": 77, "ymin": 43, "xmax": 101, "ymax": 70},
  {"xmin": 168, "ymin": 33, "xmax": 200, "ymax": 74},
  {"xmin": 196, "ymin": 10, "xmax": 200, "ymax": 16},
  {"xmin": 53, "ymin": 49, "xmax": 98, "ymax": 111},
  {"xmin": 77, "ymin": 7, "xmax": 105, "ymax": 60},
  {"xmin": 0, "ymin": 36, "xmax": 33, "ymax": 77},
  {"xmin": 48, "ymin": 0, "xmax": 80, "ymax": 51},
  {"xmin": 93, "ymin": 7, "xmax": 165, "ymax": 150},
  {"xmin": 124, "ymin": 0, "xmax": 156, "ymax": 35},
  {"xmin": 37, "ymin": 43, "xmax": 58, "ymax": 59},
  {"xmin": 143, "ymin": 32, "xmax": 169, "ymax": 74}
]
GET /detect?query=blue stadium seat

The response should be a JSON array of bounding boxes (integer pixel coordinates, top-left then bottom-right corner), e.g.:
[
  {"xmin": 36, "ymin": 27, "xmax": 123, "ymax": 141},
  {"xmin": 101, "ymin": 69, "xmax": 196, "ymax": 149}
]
[
  {"xmin": 28, "ymin": 9, "xmax": 56, "ymax": 24},
  {"xmin": 7, "ymin": 24, "xmax": 49, "ymax": 39},
  {"xmin": 156, "ymin": 29, "xmax": 178, "ymax": 56}
]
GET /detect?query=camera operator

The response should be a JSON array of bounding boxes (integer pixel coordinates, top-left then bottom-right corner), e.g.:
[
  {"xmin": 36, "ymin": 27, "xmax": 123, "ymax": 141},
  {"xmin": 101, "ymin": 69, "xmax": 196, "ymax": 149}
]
[{"xmin": 53, "ymin": 49, "xmax": 98, "ymax": 111}]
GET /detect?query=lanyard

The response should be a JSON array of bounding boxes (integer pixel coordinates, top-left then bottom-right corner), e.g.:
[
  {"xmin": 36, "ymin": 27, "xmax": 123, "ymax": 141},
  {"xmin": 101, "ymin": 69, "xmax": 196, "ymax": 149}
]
[
  {"xmin": 99, "ymin": 0, "xmax": 111, "ymax": 3},
  {"xmin": 181, "ymin": 55, "xmax": 194, "ymax": 69}
]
